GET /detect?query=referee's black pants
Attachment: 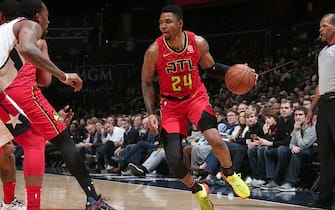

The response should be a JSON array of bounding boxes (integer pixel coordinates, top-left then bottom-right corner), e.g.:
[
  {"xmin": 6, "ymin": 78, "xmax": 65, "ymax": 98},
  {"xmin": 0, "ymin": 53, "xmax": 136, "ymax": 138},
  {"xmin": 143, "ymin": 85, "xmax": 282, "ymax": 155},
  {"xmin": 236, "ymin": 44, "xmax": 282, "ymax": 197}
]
[{"xmin": 316, "ymin": 99, "xmax": 335, "ymax": 202}]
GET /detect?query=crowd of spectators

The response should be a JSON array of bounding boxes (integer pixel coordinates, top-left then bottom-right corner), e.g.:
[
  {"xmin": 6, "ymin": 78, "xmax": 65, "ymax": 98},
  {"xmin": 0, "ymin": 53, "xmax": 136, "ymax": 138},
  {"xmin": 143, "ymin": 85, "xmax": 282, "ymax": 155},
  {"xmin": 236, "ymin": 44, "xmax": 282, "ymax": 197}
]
[{"xmin": 35, "ymin": 95, "xmax": 318, "ymax": 193}]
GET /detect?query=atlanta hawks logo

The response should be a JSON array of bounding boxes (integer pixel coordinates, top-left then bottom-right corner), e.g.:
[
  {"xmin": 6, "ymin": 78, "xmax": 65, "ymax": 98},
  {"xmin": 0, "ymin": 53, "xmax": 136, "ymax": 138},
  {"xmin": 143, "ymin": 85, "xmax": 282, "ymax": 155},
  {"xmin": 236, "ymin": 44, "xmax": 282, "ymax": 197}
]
[{"xmin": 187, "ymin": 45, "xmax": 194, "ymax": 54}]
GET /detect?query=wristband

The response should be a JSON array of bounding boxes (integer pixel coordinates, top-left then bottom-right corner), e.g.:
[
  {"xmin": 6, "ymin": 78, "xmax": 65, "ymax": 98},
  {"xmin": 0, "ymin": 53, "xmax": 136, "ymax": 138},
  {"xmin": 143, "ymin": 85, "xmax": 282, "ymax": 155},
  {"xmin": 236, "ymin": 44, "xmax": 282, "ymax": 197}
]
[{"xmin": 63, "ymin": 73, "xmax": 69, "ymax": 82}]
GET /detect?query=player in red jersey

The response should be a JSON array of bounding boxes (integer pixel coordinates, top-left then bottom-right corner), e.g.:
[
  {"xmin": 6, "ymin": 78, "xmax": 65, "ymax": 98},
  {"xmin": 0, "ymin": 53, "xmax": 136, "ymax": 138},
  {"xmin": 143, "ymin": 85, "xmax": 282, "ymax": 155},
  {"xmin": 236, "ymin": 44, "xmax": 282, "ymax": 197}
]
[
  {"xmin": 0, "ymin": 0, "xmax": 115, "ymax": 209},
  {"xmin": 0, "ymin": 1, "xmax": 30, "ymax": 209},
  {"xmin": 0, "ymin": 5, "xmax": 71, "ymax": 208},
  {"xmin": 141, "ymin": 5, "xmax": 256, "ymax": 209}
]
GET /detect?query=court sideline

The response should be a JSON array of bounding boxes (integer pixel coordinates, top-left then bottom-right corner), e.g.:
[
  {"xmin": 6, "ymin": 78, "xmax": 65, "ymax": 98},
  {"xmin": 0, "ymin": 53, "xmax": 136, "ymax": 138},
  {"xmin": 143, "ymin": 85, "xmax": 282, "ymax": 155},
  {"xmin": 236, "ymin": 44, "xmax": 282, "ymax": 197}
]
[{"xmin": 1, "ymin": 171, "xmax": 313, "ymax": 209}]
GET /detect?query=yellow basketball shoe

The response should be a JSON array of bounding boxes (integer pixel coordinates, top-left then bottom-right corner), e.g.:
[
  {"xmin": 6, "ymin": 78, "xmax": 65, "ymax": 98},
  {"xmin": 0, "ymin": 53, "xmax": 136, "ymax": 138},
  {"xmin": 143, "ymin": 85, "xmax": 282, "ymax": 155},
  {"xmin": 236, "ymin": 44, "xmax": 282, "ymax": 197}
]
[
  {"xmin": 194, "ymin": 183, "xmax": 214, "ymax": 210},
  {"xmin": 225, "ymin": 172, "xmax": 250, "ymax": 198}
]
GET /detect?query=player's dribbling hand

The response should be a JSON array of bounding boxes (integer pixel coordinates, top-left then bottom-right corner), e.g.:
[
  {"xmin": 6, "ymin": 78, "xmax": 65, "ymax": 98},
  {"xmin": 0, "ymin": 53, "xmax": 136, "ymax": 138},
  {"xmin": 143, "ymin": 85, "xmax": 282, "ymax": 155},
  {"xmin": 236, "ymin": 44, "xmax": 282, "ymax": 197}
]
[
  {"xmin": 243, "ymin": 63, "xmax": 258, "ymax": 84},
  {"xmin": 61, "ymin": 73, "xmax": 83, "ymax": 92},
  {"xmin": 148, "ymin": 114, "xmax": 159, "ymax": 135}
]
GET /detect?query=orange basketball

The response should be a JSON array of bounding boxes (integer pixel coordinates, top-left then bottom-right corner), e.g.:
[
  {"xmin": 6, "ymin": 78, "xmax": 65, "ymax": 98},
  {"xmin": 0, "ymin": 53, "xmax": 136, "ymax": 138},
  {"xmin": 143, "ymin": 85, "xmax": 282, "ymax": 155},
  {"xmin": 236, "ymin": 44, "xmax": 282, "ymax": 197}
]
[{"xmin": 224, "ymin": 64, "xmax": 256, "ymax": 95}]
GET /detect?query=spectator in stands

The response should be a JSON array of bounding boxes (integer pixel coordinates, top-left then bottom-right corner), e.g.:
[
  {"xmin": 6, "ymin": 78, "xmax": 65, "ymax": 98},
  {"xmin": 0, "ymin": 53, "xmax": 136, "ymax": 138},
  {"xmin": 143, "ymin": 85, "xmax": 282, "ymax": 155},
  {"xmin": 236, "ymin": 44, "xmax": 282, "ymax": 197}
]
[
  {"xmin": 292, "ymin": 100, "xmax": 300, "ymax": 110},
  {"xmin": 81, "ymin": 120, "xmax": 104, "ymax": 171},
  {"xmin": 269, "ymin": 97, "xmax": 278, "ymax": 105},
  {"xmin": 96, "ymin": 122, "xmax": 124, "ymax": 172},
  {"xmin": 76, "ymin": 123, "xmax": 98, "ymax": 157},
  {"xmin": 246, "ymin": 108, "xmax": 267, "ymax": 187},
  {"xmin": 261, "ymin": 101, "xmax": 294, "ymax": 189},
  {"xmin": 128, "ymin": 147, "xmax": 167, "ymax": 177},
  {"xmin": 77, "ymin": 117, "xmax": 88, "ymax": 139},
  {"xmin": 121, "ymin": 117, "xmax": 140, "ymax": 146},
  {"xmin": 112, "ymin": 117, "xmax": 142, "ymax": 171},
  {"xmin": 276, "ymin": 106, "xmax": 316, "ymax": 191},
  {"xmin": 106, "ymin": 115, "xmax": 116, "ymax": 126},
  {"xmin": 69, "ymin": 121, "xmax": 82, "ymax": 143},
  {"xmin": 116, "ymin": 117, "xmax": 160, "ymax": 172},
  {"xmin": 132, "ymin": 114, "xmax": 143, "ymax": 129},
  {"xmin": 237, "ymin": 103, "xmax": 248, "ymax": 113},
  {"xmin": 116, "ymin": 115, "xmax": 124, "ymax": 127},
  {"xmin": 227, "ymin": 111, "xmax": 250, "ymax": 175},
  {"xmin": 303, "ymin": 99, "xmax": 312, "ymax": 110},
  {"xmin": 271, "ymin": 102, "xmax": 281, "ymax": 116}
]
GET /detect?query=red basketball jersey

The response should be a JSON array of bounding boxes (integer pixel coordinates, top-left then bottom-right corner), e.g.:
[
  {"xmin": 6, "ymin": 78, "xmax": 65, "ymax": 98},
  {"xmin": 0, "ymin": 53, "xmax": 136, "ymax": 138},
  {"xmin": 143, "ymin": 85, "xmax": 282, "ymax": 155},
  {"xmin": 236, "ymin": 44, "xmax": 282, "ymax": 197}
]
[{"xmin": 156, "ymin": 31, "xmax": 203, "ymax": 98}]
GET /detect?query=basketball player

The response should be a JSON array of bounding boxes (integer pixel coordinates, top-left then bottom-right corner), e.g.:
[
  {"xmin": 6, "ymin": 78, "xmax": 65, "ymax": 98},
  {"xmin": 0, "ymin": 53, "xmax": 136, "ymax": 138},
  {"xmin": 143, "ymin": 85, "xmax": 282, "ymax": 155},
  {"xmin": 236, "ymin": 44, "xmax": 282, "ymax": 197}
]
[
  {"xmin": 141, "ymin": 5, "xmax": 255, "ymax": 210},
  {"xmin": 0, "ymin": 0, "xmax": 115, "ymax": 209},
  {"xmin": 0, "ymin": 1, "xmax": 27, "ymax": 209}
]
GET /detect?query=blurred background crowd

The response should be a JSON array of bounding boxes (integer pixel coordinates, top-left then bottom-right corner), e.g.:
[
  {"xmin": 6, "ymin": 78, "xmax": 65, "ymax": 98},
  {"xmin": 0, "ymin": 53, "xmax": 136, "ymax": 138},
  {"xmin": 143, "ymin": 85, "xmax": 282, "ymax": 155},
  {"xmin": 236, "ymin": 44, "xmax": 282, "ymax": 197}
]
[{"xmin": 14, "ymin": 0, "xmax": 335, "ymax": 192}]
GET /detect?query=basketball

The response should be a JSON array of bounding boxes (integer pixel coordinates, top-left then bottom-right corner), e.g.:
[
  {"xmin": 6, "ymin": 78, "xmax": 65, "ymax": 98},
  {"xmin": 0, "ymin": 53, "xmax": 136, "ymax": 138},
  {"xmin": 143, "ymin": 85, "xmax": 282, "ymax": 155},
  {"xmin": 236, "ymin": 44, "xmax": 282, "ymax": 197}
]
[{"xmin": 224, "ymin": 64, "xmax": 256, "ymax": 95}]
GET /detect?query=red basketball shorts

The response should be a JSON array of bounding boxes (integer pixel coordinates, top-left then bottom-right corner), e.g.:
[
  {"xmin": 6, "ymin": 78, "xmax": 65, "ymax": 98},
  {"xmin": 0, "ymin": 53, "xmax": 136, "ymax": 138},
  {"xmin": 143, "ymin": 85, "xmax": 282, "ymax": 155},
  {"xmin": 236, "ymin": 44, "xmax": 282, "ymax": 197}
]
[
  {"xmin": 160, "ymin": 85, "xmax": 215, "ymax": 138},
  {"xmin": 3, "ymin": 85, "xmax": 67, "ymax": 141}
]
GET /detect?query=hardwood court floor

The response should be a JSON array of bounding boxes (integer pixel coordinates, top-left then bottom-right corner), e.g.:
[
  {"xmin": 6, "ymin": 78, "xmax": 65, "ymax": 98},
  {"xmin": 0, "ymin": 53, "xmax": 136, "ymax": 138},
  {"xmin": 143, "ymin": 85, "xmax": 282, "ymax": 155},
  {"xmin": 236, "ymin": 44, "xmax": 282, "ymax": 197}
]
[{"xmin": 4, "ymin": 171, "xmax": 312, "ymax": 210}]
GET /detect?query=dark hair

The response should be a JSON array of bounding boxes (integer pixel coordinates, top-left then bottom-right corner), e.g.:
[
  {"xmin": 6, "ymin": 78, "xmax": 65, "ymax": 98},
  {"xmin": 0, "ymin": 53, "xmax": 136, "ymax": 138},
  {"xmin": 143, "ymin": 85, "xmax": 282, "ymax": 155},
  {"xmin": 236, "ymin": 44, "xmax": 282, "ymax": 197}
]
[
  {"xmin": 19, "ymin": 0, "xmax": 43, "ymax": 20},
  {"xmin": 226, "ymin": 108, "xmax": 238, "ymax": 116},
  {"xmin": 262, "ymin": 108, "xmax": 280, "ymax": 122},
  {"xmin": 294, "ymin": 106, "xmax": 308, "ymax": 115},
  {"xmin": 161, "ymin": 4, "xmax": 183, "ymax": 20},
  {"xmin": 70, "ymin": 122, "xmax": 79, "ymax": 129},
  {"xmin": 123, "ymin": 117, "xmax": 132, "ymax": 125},
  {"xmin": 281, "ymin": 100, "xmax": 293, "ymax": 109},
  {"xmin": 0, "ymin": 0, "xmax": 19, "ymax": 20}
]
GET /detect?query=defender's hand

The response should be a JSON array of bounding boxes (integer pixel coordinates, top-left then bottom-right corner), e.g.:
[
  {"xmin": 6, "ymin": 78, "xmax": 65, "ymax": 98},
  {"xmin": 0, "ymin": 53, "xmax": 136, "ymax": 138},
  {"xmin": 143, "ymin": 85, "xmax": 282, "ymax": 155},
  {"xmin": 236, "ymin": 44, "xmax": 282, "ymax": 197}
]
[
  {"xmin": 58, "ymin": 105, "xmax": 74, "ymax": 125},
  {"xmin": 61, "ymin": 73, "xmax": 83, "ymax": 92}
]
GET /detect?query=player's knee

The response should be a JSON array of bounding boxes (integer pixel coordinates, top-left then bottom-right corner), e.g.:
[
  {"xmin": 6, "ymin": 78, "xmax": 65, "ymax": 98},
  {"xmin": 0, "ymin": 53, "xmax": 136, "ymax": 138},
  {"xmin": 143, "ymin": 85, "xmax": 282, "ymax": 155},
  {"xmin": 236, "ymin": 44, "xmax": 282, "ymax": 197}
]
[
  {"xmin": 2, "ymin": 142, "xmax": 15, "ymax": 156},
  {"xmin": 183, "ymin": 145, "xmax": 192, "ymax": 155},
  {"xmin": 162, "ymin": 130, "xmax": 188, "ymax": 178},
  {"xmin": 208, "ymin": 138, "xmax": 225, "ymax": 149},
  {"xmin": 198, "ymin": 111, "xmax": 217, "ymax": 132},
  {"xmin": 0, "ymin": 154, "xmax": 15, "ymax": 169}
]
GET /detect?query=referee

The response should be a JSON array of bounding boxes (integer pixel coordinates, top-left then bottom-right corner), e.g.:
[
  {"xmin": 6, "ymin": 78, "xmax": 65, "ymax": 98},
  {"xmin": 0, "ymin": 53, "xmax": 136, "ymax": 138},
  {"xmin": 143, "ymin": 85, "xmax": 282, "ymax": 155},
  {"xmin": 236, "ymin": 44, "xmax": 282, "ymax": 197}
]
[{"xmin": 307, "ymin": 13, "xmax": 335, "ymax": 209}]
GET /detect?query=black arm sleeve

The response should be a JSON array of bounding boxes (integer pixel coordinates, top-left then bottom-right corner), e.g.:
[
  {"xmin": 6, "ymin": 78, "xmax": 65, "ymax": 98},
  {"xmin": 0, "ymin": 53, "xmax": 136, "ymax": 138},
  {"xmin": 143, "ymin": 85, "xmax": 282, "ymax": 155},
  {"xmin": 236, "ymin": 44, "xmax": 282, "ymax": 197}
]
[{"xmin": 204, "ymin": 63, "xmax": 231, "ymax": 78}]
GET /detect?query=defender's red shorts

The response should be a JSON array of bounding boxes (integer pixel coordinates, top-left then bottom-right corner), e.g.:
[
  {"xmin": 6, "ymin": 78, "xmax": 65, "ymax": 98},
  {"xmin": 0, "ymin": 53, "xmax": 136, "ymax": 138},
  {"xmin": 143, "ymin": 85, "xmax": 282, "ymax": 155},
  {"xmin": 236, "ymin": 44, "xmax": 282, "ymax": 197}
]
[
  {"xmin": 3, "ymin": 85, "xmax": 66, "ymax": 141},
  {"xmin": 0, "ymin": 62, "xmax": 66, "ymax": 176},
  {"xmin": 160, "ymin": 85, "xmax": 215, "ymax": 138},
  {"xmin": 0, "ymin": 91, "xmax": 52, "ymax": 176}
]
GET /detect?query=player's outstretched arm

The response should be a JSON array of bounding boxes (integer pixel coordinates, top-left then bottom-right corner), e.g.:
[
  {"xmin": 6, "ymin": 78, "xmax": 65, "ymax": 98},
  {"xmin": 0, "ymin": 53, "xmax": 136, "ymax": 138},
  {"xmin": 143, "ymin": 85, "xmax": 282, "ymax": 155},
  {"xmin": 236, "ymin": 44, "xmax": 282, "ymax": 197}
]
[{"xmin": 15, "ymin": 20, "xmax": 82, "ymax": 91}]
